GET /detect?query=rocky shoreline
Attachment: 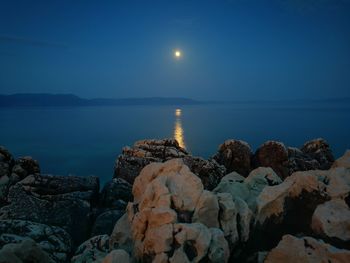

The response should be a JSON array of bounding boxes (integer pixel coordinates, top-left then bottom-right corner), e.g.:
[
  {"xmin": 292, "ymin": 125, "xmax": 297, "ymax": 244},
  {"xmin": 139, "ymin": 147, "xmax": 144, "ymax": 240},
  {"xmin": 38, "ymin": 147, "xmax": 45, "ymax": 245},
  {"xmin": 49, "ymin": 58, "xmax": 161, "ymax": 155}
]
[{"xmin": 0, "ymin": 138, "xmax": 349, "ymax": 263}]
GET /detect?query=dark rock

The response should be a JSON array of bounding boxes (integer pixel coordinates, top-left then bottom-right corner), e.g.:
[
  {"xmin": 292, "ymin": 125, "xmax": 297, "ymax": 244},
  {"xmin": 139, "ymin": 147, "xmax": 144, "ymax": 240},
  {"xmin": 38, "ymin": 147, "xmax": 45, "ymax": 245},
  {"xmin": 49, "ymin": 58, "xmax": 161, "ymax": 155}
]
[
  {"xmin": 213, "ymin": 140, "xmax": 253, "ymax": 176},
  {"xmin": 71, "ymin": 235, "xmax": 110, "ymax": 263},
  {"xmin": 287, "ymin": 147, "xmax": 320, "ymax": 175},
  {"xmin": 100, "ymin": 178, "xmax": 132, "ymax": 208},
  {"xmin": 253, "ymin": 141, "xmax": 289, "ymax": 179},
  {"xmin": 0, "ymin": 219, "xmax": 72, "ymax": 262},
  {"xmin": 0, "ymin": 238, "xmax": 54, "ymax": 263},
  {"xmin": 114, "ymin": 138, "xmax": 226, "ymax": 190},
  {"xmin": 0, "ymin": 174, "xmax": 99, "ymax": 247},
  {"xmin": 114, "ymin": 139, "xmax": 188, "ymax": 184},
  {"xmin": 0, "ymin": 147, "xmax": 14, "ymax": 206},
  {"xmin": 91, "ymin": 210, "xmax": 124, "ymax": 237},
  {"xmin": 183, "ymin": 156, "xmax": 226, "ymax": 190},
  {"xmin": 301, "ymin": 138, "xmax": 334, "ymax": 169}
]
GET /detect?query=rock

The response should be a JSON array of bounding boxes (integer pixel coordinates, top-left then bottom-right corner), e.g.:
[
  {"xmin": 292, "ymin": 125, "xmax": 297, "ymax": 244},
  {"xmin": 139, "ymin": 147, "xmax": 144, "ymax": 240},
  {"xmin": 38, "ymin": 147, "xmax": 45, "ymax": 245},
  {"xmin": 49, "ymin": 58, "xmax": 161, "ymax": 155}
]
[
  {"xmin": 253, "ymin": 141, "xmax": 289, "ymax": 180},
  {"xmin": 71, "ymin": 235, "xmax": 110, "ymax": 263},
  {"xmin": 264, "ymin": 234, "xmax": 350, "ymax": 263},
  {"xmin": 208, "ymin": 228, "xmax": 230, "ymax": 263},
  {"xmin": 109, "ymin": 214, "xmax": 133, "ymax": 254},
  {"xmin": 114, "ymin": 139, "xmax": 188, "ymax": 184},
  {"xmin": 182, "ymin": 156, "xmax": 226, "ymax": 190},
  {"xmin": 332, "ymin": 150, "xmax": 350, "ymax": 169},
  {"xmin": 114, "ymin": 139, "xmax": 225, "ymax": 190},
  {"xmin": 0, "ymin": 219, "xmax": 71, "ymax": 262},
  {"xmin": 11, "ymin": 156, "xmax": 40, "ymax": 179},
  {"xmin": 122, "ymin": 159, "xmax": 229, "ymax": 262},
  {"xmin": 0, "ymin": 174, "xmax": 99, "ymax": 247},
  {"xmin": 287, "ymin": 147, "xmax": 320, "ymax": 174},
  {"xmin": 301, "ymin": 138, "xmax": 334, "ymax": 170},
  {"xmin": 193, "ymin": 190, "xmax": 220, "ymax": 228},
  {"xmin": 100, "ymin": 178, "xmax": 132, "ymax": 209},
  {"xmin": 311, "ymin": 199, "xmax": 350, "ymax": 245},
  {"xmin": 213, "ymin": 139, "xmax": 253, "ymax": 176},
  {"xmin": 102, "ymin": 249, "xmax": 130, "ymax": 263},
  {"xmin": 0, "ymin": 147, "xmax": 14, "ymax": 206},
  {"xmin": 0, "ymin": 238, "xmax": 54, "ymax": 263},
  {"xmin": 91, "ymin": 210, "xmax": 125, "ymax": 236}
]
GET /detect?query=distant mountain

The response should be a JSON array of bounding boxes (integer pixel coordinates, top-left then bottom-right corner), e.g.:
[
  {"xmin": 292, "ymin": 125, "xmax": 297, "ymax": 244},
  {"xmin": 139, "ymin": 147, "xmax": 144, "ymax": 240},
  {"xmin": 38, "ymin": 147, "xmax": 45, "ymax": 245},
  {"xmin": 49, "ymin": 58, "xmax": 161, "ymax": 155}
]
[{"xmin": 0, "ymin": 93, "xmax": 203, "ymax": 107}]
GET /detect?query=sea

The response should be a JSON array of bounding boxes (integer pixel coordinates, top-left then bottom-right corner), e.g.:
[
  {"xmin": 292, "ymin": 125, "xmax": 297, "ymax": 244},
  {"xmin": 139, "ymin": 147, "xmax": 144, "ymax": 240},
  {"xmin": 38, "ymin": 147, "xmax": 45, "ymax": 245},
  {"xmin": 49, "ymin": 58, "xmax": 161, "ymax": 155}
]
[{"xmin": 1, "ymin": 102, "xmax": 349, "ymax": 184}]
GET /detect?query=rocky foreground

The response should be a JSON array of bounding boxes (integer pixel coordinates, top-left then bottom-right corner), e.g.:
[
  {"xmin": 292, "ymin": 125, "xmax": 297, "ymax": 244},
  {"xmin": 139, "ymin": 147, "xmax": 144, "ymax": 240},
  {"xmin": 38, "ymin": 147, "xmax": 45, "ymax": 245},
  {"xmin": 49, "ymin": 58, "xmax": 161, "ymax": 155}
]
[{"xmin": 0, "ymin": 138, "xmax": 349, "ymax": 263}]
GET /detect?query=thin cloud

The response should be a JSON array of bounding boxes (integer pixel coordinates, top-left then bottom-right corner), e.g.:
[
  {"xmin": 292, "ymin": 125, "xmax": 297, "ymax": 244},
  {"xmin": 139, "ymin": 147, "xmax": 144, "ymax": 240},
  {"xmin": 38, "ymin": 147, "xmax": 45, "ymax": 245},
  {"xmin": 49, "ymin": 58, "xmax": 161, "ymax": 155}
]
[{"xmin": 0, "ymin": 35, "xmax": 68, "ymax": 48}]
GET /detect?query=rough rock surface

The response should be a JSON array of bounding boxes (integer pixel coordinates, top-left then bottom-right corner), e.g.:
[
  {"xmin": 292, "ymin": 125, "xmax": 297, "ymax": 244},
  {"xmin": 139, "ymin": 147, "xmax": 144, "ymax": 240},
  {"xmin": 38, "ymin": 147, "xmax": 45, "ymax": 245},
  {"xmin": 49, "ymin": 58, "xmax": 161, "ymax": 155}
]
[
  {"xmin": 0, "ymin": 147, "xmax": 40, "ymax": 206},
  {"xmin": 312, "ymin": 199, "xmax": 350, "ymax": 245},
  {"xmin": 287, "ymin": 147, "xmax": 320, "ymax": 174},
  {"xmin": 332, "ymin": 150, "xmax": 350, "ymax": 169},
  {"xmin": 0, "ymin": 174, "xmax": 99, "ymax": 246},
  {"xmin": 72, "ymin": 235, "xmax": 110, "ymax": 263},
  {"xmin": 301, "ymin": 138, "xmax": 334, "ymax": 170},
  {"xmin": 253, "ymin": 141, "xmax": 289, "ymax": 180},
  {"xmin": 114, "ymin": 139, "xmax": 188, "ymax": 184},
  {"xmin": 265, "ymin": 235, "xmax": 350, "ymax": 263},
  {"xmin": 91, "ymin": 210, "xmax": 125, "ymax": 237},
  {"xmin": 100, "ymin": 178, "xmax": 132, "ymax": 208},
  {"xmin": 102, "ymin": 249, "xmax": 130, "ymax": 263},
  {"xmin": 111, "ymin": 159, "xmax": 229, "ymax": 262},
  {"xmin": 0, "ymin": 238, "xmax": 54, "ymax": 263},
  {"xmin": 213, "ymin": 139, "xmax": 253, "ymax": 176},
  {"xmin": 0, "ymin": 219, "xmax": 71, "ymax": 262},
  {"xmin": 114, "ymin": 138, "xmax": 226, "ymax": 190}
]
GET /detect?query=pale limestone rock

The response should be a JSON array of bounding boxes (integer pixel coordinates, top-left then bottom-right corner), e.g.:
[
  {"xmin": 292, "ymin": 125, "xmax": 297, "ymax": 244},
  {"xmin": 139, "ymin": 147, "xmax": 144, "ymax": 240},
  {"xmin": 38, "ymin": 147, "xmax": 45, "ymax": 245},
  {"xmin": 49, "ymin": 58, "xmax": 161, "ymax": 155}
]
[
  {"xmin": 220, "ymin": 172, "xmax": 245, "ymax": 183},
  {"xmin": 265, "ymin": 235, "xmax": 350, "ymax": 263},
  {"xmin": 143, "ymin": 223, "xmax": 173, "ymax": 254},
  {"xmin": 109, "ymin": 214, "xmax": 133, "ymax": 254},
  {"xmin": 173, "ymin": 223, "xmax": 212, "ymax": 262},
  {"xmin": 235, "ymin": 197, "xmax": 253, "ymax": 242},
  {"xmin": 332, "ymin": 150, "xmax": 350, "ymax": 169},
  {"xmin": 312, "ymin": 199, "xmax": 350, "ymax": 241},
  {"xmin": 193, "ymin": 190, "xmax": 220, "ymax": 228},
  {"xmin": 217, "ymin": 192, "xmax": 238, "ymax": 246},
  {"xmin": 122, "ymin": 159, "xmax": 229, "ymax": 262},
  {"xmin": 208, "ymin": 228, "xmax": 230, "ymax": 263},
  {"xmin": 102, "ymin": 249, "xmax": 130, "ymax": 263},
  {"xmin": 325, "ymin": 167, "xmax": 350, "ymax": 199}
]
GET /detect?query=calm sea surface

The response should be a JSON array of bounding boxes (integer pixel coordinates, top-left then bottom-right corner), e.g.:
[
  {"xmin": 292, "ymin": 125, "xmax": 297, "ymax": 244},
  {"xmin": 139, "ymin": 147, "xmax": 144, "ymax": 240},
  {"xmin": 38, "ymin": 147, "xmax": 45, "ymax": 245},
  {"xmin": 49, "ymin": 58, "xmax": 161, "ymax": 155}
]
[{"xmin": 1, "ymin": 103, "xmax": 349, "ymax": 183}]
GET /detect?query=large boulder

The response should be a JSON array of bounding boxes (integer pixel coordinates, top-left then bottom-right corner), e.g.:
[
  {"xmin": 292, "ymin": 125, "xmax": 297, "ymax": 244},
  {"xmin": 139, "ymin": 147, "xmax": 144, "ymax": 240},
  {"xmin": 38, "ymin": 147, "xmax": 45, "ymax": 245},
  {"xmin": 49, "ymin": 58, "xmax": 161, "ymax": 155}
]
[
  {"xmin": 114, "ymin": 138, "xmax": 225, "ymax": 190},
  {"xmin": 213, "ymin": 140, "xmax": 253, "ymax": 176},
  {"xmin": 0, "ymin": 147, "xmax": 39, "ymax": 206},
  {"xmin": 0, "ymin": 238, "xmax": 53, "ymax": 263},
  {"xmin": 91, "ymin": 210, "xmax": 125, "ymax": 237},
  {"xmin": 301, "ymin": 138, "xmax": 334, "ymax": 170},
  {"xmin": 102, "ymin": 249, "xmax": 130, "ymax": 263},
  {"xmin": 287, "ymin": 147, "xmax": 320, "ymax": 174},
  {"xmin": 111, "ymin": 159, "xmax": 229, "ymax": 262},
  {"xmin": 114, "ymin": 139, "xmax": 188, "ymax": 184},
  {"xmin": 0, "ymin": 219, "xmax": 72, "ymax": 262},
  {"xmin": 253, "ymin": 141, "xmax": 289, "ymax": 180},
  {"xmin": 264, "ymin": 234, "xmax": 350, "ymax": 263},
  {"xmin": 311, "ymin": 199, "xmax": 350, "ymax": 247},
  {"xmin": 0, "ymin": 174, "xmax": 99, "ymax": 247}
]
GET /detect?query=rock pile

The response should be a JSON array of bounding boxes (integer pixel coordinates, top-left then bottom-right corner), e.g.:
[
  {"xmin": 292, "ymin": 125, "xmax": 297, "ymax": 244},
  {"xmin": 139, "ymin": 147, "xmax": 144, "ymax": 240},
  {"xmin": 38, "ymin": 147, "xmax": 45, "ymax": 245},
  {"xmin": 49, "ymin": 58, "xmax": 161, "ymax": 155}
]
[{"xmin": 0, "ymin": 137, "xmax": 348, "ymax": 263}]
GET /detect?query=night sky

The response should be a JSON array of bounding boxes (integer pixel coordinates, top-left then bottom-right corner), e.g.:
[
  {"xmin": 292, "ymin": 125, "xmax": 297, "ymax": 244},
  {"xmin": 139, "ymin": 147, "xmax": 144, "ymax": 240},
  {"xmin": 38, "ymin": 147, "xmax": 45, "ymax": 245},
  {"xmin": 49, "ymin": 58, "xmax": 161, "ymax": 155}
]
[{"xmin": 1, "ymin": 0, "xmax": 349, "ymax": 100}]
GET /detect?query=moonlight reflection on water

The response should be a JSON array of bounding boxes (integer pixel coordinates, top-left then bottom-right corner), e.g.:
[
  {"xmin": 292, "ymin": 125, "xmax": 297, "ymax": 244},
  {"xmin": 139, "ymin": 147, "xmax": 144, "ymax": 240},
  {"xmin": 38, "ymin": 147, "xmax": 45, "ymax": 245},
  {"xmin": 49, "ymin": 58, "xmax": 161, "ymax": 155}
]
[{"xmin": 174, "ymin": 108, "xmax": 186, "ymax": 149}]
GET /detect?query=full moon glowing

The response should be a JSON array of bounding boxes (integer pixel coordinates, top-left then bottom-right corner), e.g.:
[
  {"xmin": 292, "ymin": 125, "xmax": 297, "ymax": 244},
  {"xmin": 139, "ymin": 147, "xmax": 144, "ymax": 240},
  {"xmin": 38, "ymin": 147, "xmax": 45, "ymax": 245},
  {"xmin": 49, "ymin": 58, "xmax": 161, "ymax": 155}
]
[{"xmin": 174, "ymin": 50, "xmax": 181, "ymax": 58}]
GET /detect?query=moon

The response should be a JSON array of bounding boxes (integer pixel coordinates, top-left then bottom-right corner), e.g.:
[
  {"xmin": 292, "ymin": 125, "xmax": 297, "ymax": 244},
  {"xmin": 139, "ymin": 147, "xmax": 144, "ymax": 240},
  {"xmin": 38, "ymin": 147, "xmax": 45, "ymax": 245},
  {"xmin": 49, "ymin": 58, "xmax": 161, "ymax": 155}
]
[{"xmin": 174, "ymin": 50, "xmax": 182, "ymax": 58}]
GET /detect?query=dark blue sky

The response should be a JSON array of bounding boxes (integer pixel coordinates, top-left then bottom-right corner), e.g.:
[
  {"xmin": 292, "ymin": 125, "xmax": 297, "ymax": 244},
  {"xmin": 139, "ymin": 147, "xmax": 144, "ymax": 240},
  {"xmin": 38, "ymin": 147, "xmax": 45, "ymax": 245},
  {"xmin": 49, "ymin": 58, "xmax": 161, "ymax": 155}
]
[{"xmin": 1, "ymin": 0, "xmax": 349, "ymax": 100}]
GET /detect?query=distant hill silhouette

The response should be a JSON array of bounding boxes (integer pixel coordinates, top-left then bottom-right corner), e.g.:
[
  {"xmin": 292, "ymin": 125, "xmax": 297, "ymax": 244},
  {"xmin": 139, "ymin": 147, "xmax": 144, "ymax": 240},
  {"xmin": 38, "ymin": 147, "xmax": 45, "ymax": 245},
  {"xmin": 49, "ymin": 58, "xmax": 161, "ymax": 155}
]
[{"xmin": 0, "ymin": 93, "xmax": 203, "ymax": 107}]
